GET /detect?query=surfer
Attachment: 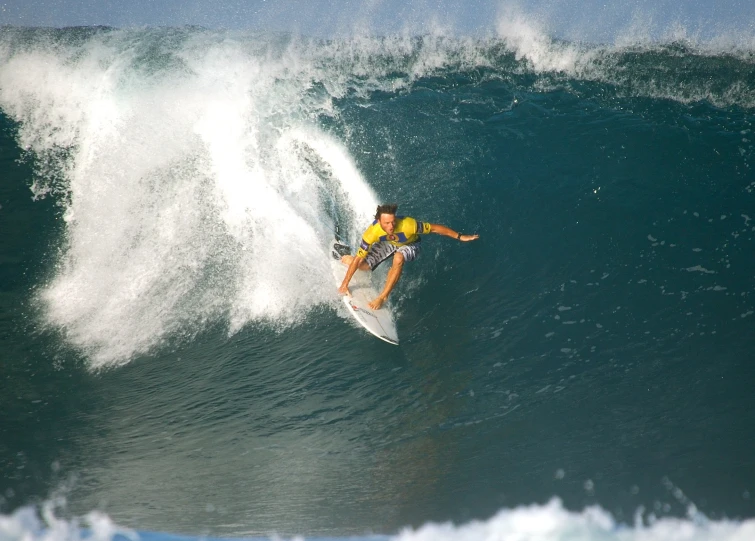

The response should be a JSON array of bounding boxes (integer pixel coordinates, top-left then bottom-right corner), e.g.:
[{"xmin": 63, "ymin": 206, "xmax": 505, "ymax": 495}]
[{"xmin": 337, "ymin": 204, "xmax": 479, "ymax": 310}]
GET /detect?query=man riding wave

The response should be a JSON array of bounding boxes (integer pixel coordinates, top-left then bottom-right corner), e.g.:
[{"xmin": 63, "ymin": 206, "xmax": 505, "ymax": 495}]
[{"xmin": 337, "ymin": 204, "xmax": 479, "ymax": 310}]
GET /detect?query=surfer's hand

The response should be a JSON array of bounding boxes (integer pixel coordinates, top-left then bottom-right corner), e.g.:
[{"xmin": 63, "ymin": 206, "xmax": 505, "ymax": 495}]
[{"xmin": 459, "ymin": 234, "xmax": 479, "ymax": 242}]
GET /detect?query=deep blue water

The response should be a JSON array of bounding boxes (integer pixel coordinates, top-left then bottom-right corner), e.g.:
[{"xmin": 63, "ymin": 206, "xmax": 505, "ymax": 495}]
[{"xmin": 1, "ymin": 25, "xmax": 754, "ymax": 541}]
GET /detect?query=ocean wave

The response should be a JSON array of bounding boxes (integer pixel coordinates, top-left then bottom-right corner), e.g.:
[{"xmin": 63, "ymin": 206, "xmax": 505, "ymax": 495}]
[{"xmin": 0, "ymin": 25, "xmax": 752, "ymax": 367}]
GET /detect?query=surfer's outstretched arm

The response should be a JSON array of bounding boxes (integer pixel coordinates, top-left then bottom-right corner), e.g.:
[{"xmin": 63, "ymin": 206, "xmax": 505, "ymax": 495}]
[
  {"xmin": 338, "ymin": 255, "xmax": 366, "ymax": 295},
  {"xmin": 429, "ymin": 223, "xmax": 479, "ymax": 242}
]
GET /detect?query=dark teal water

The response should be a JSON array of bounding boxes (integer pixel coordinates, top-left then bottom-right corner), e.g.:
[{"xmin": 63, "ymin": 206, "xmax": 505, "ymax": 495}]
[{"xmin": 0, "ymin": 26, "xmax": 754, "ymax": 538}]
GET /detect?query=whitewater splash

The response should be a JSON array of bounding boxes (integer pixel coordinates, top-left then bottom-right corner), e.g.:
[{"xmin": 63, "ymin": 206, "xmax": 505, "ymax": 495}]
[
  {"xmin": 2, "ymin": 499, "xmax": 755, "ymax": 541},
  {"xmin": 0, "ymin": 29, "xmax": 382, "ymax": 368},
  {"xmin": 0, "ymin": 500, "xmax": 134, "ymax": 541},
  {"xmin": 0, "ymin": 23, "xmax": 753, "ymax": 367}
]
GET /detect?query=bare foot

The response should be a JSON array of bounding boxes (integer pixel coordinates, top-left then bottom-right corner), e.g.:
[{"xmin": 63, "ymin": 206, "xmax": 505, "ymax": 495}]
[{"xmin": 368, "ymin": 296, "xmax": 386, "ymax": 310}]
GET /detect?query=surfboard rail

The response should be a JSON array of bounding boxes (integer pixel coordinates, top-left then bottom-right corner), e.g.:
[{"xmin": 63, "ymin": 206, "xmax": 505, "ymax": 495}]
[{"xmin": 331, "ymin": 259, "xmax": 399, "ymax": 345}]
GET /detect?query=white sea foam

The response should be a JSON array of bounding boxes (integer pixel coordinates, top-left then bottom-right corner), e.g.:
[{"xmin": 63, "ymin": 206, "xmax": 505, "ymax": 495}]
[
  {"xmin": 396, "ymin": 500, "xmax": 755, "ymax": 540},
  {"xmin": 0, "ymin": 500, "xmax": 135, "ymax": 541},
  {"xmin": 3, "ymin": 499, "xmax": 755, "ymax": 541}
]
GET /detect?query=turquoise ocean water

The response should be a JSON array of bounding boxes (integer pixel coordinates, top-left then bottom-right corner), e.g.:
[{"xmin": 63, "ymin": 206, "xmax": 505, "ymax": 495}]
[{"xmin": 1, "ymin": 23, "xmax": 754, "ymax": 541}]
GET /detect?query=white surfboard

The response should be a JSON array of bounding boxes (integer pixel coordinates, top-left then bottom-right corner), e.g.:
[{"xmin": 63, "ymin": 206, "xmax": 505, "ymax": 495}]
[{"xmin": 331, "ymin": 260, "xmax": 399, "ymax": 345}]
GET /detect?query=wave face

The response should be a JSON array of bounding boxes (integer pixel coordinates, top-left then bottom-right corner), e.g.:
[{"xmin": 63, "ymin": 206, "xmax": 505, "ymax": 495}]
[{"xmin": 1, "ymin": 23, "xmax": 754, "ymax": 538}]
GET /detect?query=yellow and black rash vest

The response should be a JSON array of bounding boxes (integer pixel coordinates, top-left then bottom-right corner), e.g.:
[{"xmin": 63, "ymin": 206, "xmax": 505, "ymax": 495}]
[{"xmin": 356, "ymin": 216, "xmax": 432, "ymax": 258}]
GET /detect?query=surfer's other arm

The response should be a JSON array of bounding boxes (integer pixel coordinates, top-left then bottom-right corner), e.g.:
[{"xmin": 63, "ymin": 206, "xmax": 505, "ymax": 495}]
[{"xmin": 429, "ymin": 223, "xmax": 479, "ymax": 242}]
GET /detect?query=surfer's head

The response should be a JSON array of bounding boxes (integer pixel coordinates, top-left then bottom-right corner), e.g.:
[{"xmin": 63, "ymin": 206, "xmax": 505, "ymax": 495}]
[
  {"xmin": 375, "ymin": 204, "xmax": 397, "ymax": 220},
  {"xmin": 375, "ymin": 204, "xmax": 398, "ymax": 234}
]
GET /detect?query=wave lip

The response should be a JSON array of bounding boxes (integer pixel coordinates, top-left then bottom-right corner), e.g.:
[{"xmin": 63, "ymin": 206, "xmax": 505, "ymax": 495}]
[{"xmin": 493, "ymin": 7, "xmax": 755, "ymax": 109}]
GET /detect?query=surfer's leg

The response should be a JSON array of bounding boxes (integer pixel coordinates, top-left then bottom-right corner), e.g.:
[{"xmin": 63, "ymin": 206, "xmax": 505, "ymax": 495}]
[
  {"xmin": 340, "ymin": 254, "xmax": 370, "ymax": 271},
  {"xmin": 369, "ymin": 252, "xmax": 404, "ymax": 310}
]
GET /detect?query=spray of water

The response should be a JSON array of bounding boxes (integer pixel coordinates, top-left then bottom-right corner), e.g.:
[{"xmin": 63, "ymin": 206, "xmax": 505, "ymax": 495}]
[{"xmin": 0, "ymin": 29, "xmax": 383, "ymax": 368}]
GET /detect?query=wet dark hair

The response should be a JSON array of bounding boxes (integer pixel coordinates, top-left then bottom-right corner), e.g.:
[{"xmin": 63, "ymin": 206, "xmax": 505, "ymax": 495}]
[{"xmin": 375, "ymin": 203, "xmax": 398, "ymax": 220}]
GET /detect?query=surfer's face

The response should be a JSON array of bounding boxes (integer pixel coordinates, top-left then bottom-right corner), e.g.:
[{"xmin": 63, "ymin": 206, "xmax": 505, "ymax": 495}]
[{"xmin": 379, "ymin": 214, "xmax": 396, "ymax": 234}]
